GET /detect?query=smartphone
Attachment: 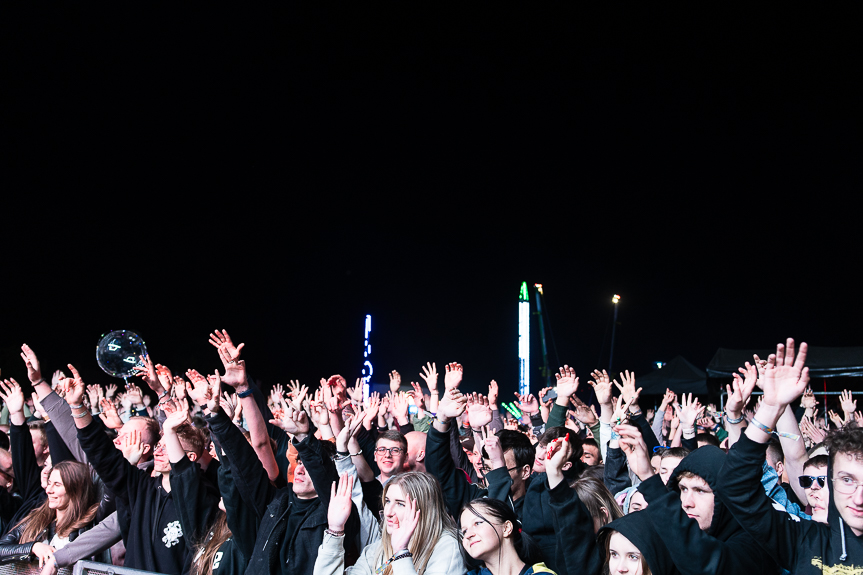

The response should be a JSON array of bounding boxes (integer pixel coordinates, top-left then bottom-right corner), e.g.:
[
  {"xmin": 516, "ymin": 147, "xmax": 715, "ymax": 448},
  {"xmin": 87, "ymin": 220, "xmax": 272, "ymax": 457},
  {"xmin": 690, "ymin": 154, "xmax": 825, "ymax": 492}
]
[{"xmin": 545, "ymin": 389, "xmax": 558, "ymax": 401}]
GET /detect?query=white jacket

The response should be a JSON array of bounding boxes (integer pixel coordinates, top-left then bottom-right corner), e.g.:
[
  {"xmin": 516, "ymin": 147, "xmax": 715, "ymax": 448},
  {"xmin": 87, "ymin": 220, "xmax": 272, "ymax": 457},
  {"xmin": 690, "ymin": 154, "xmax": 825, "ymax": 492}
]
[{"xmin": 313, "ymin": 531, "xmax": 466, "ymax": 575}]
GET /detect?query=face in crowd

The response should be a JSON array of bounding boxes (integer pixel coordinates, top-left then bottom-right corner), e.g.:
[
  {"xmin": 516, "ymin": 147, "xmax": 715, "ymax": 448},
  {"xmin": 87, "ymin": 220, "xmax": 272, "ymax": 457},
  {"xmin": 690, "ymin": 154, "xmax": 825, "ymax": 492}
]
[
  {"xmin": 375, "ymin": 439, "xmax": 407, "ymax": 479},
  {"xmin": 801, "ymin": 463, "xmax": 829, "ymax": 524},
  {"xmin": 677, "ymin": 473, "xmax": 714, "ymax": 532}
]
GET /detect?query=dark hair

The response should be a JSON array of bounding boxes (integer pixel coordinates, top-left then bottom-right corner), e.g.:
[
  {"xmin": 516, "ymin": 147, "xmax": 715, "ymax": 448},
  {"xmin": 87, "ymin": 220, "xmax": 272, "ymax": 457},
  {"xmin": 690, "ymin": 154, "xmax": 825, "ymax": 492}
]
[
  {"xmin": 460, "ymin": 498, "xmax": 543, "ymax": 566},
  {"xmin": 377, "ymin": 430, "xmax": 408, "ymax": 452},
  {"xmin": 695, "ymin": 433, "xmax": 720, "ymax": 448},
  {"xmin": 481, "ymin": 430, "xmax": 535, "ymax": 469},
  {"xmin": 660, "ymin": 447, "xmax": 690, "ymax": 462},
  {"xmin": 580, "ymin": 464, "xmax": 605, "ymax": 483},
  {"xmin": 766, "ymin": 437, "xmax": 784, "ymax": 469},
  {"xmin": 804, "ymin": 454, "xmax": 829, "ymax": 472},
  {"xmin": 192, "ymin": 416, "xmax": 211, "ymax": 443},
  {"xmin": 574, "ymin": 476, "xmax": 623, "ymax": 531},
  {"xmin": 825, "ymin": 422, "xmax": 863, "ymax": 468},
  {"xmin": 538, "ymin": 426, "xmax": 585, "ymax": 461},
  {"xmin": 27, "ymin": 421, "xmax": 47, "ymax": 444}
]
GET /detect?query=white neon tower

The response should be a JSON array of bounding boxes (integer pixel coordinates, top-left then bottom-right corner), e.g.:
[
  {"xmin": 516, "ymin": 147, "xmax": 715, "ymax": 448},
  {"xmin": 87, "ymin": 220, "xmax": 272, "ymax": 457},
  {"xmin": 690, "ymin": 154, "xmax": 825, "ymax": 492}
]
[
  {"xmin": 361, "ymin": 314, "xmax": 372, "ymax": 400},
  {"xmin": 519, "ymin": 282, "xmax": 530, "ymax": 396}
]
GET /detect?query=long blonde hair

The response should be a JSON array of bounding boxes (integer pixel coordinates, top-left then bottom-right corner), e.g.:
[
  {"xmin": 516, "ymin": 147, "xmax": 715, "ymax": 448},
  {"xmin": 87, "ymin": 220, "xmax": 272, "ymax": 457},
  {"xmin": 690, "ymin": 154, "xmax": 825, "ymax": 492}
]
[
  {"xmin": 16, "ymin": 461, "xmax": 99, "ymax": 542},
  {"xmin": 378, "ymin": 472, "xmax": 459, "ymax": 575}
]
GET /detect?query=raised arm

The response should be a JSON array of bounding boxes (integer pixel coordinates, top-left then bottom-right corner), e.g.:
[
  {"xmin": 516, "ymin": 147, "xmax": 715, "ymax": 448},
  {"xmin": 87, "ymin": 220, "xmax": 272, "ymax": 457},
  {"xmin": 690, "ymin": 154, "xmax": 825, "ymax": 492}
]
[{"xmin": 1, "ymin": 380, "xmax": 42, "ymax": 502}]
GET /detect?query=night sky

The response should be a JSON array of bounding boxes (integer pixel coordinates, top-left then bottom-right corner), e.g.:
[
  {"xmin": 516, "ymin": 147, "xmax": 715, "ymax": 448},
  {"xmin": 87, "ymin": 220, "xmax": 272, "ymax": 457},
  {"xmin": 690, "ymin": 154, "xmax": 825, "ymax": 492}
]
[{"xmin": 3, "ymin": 6, "xmax": 860, "ymax": 404}]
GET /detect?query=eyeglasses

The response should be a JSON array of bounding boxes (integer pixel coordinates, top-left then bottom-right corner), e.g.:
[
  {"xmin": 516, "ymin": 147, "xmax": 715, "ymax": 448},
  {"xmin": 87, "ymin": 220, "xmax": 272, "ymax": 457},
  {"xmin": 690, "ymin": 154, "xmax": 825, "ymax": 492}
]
[
  {"xmin": 832, "ymin": 475, "xmax": 863, "ymax": 495},
  {"xmin": 374, "ymin": 447, "xmax": 404, "ymax": 456},
  {"xmin": 799, "ymin": 475, "xmax": 827, "ymax": 489}
]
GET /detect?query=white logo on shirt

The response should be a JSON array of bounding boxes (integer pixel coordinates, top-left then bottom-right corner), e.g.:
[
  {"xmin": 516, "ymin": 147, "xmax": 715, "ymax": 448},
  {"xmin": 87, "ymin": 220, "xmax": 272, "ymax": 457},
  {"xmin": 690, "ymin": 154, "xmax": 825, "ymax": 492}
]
[
  {"xmin": 213, "ymin": 551, "xmax": 223, "ymax": 569},
  {"xmin": 162, "ymin": 521, "xmax": 183, "ymax": 548}
]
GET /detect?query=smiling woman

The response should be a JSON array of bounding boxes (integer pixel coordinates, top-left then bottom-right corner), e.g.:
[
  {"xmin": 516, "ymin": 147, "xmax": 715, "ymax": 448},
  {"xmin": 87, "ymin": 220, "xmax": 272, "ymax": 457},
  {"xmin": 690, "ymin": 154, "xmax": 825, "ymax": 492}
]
[
  {"xmin": 460, "ymin": 498, "xmax": 554, "ymax": 575},
  {"xmin": 0, "ymin": 461, "xmax": 100, "ymax": 568},
  {"xmin": 315, "ymin": 471, "xmax": 465, "ymax": 575}
]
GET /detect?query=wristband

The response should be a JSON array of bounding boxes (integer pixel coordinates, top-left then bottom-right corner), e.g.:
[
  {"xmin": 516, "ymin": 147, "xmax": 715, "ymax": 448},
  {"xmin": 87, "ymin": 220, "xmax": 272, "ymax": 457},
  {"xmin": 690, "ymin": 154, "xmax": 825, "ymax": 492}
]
[
  {"xmin": 682, "ymin": 428, "xmax": 696, "ymax": 440},
  {"xmin": 435, "ymin": 414, "xmax": 450, "ymax": 426},
  {"xmin": 725, "ymin": 413, "xmax": 745, "ymax": 425},
  {"xmin": 70, "ymin": 403, "xmax": 84, "ymax": 410},
  {"xmin": 72, "ymin": 410, "xmax": 89, "ymax": 419},
  {"xmin": 629, "ymin": 408, "xmax": 642, "ymax": 417},
  {"xmin": 33, "ymin": 378, "xmax": 46, "ymax": 386},
  {"xmin": 610, "ymin": 430, "xmax": 621, "ymax": 440},
  {"xmin": 325, "ymin": 529, "xmax": 345, "ymax": 537},
  {"xmin": 157, "ymin": 389, "xmax": 169, "ymax": 400},
  {"xmin": 237, "ymin": 388, "xmax": 254, "ymax": 398},
  {"xmin": 336, "ymin": 450, "xmax": 350, "ymax": 457},
  {"xmin": 750, "ymin": 418, "xmax": 775, "ymax": 435},
  {"xmin": 350, "ymin": 451, "xmax": 363, "ymax": 457}
]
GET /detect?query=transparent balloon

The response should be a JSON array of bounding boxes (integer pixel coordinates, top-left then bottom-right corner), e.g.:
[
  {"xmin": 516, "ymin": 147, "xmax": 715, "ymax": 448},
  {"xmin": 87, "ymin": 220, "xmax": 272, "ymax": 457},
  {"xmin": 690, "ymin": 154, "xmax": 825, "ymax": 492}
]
[{"xmin": 96, "ymin": 330, "xmax": 148, "ymax": 379}]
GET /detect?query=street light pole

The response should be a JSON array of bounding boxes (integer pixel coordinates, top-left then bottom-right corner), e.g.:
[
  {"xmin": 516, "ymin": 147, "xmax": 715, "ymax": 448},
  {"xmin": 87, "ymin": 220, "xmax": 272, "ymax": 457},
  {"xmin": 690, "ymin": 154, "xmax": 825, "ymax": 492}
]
[{"xmin": 609, "ymin": 294, "xmax": 620, "ymax": 372}]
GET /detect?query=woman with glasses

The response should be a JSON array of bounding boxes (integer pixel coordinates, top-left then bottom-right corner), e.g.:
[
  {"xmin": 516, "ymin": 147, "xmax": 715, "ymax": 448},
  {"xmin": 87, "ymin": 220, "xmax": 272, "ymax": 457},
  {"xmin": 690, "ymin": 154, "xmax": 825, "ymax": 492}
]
[{"xmin": 316, "ymin": 471, "xmax": 465, "ymax": 575}]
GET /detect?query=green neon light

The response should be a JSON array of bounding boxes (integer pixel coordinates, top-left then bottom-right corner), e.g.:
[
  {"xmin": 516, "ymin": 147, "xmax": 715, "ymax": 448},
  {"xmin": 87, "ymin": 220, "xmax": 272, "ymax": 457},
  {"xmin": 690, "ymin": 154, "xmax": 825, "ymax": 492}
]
[{"xmin": 519, "ymin": 281, "xmax": 529, "ymax": 302}]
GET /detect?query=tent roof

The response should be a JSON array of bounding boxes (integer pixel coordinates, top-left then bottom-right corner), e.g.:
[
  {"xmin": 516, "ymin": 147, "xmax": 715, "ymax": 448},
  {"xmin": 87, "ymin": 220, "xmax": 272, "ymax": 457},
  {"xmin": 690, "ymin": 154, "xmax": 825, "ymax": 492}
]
[
  {"xmin": 636, "ymin": 355, "xmax": 707, "ymax": 396},
  {"xmin": 706, "ymin": 346, "xmax": 863, "ymax": 378}
]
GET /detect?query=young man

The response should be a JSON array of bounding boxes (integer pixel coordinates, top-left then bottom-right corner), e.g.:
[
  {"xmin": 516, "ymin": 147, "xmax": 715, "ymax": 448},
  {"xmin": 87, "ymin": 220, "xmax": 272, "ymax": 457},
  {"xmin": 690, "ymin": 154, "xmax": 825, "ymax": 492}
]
[
  {"xmin": 801, "ymin": 455, "xmax": 829, "ymax": 524},
  {"xmin": 66, "ymin": 367, "xmax": 219, "ymax": 575},
  {"xmin": 373, "ymin": 430, "xmax": 407, "ymax": 484},
  {"xmin": 719, "ymin": 338, "xmax": 863, "ymax": 574}
]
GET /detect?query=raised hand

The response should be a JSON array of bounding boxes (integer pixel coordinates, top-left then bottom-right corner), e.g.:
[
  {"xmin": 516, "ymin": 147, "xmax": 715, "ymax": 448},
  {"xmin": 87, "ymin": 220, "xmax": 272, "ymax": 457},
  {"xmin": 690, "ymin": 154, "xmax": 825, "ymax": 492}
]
[
  {"xmin": 347, "ymin": 378, "xmax": 364, "ymax": 402},
  {"xmin": 589, "ymin": 370, "xmax": 613, "ymax": 405},
  {"xmin": 155, "ymin": 364, "xmax": 174, "ymax": 394},
  {"xmin": 437, "ymin": 388, "xmax": 467, "ymax": 420},
  {"xmin": 164, "ymin": 398, "xmax": 192, "ymax": 432},
  {"xmin": 516, "ymin": 393, "xmax": 539, "ymax": 415},
  {"xmin": 209, "ymin": 329, "xmax": 245, "ymax": 362},
  {"xmin": 613, "ymin": 370, "xmax": 642, "ymax": 409},
  {"xmin": 86, "ymin": 385, "xmax": 101, "ymax": 408},
  {"xmin": 572, "ymin": 400, "xmax": 598, "ymax": 426},
  {"xmin": 120, "ymin": 427, "xmax": 145, "ymax": 465},
  {"xmin": 269, "ymin": 397, "xmax": 310, "ymax": 437},
  {"xmin": 205, "ymin": 371, "xmax": 222, "ymax": 414},
  {"xmin": 675, "ymin": 393, "xmax": 704, "ymax": 431},
  {"xmin": 271, "ymin": 384, "xmax": 285, "ymax": 406},
  {"xmin": 488, "ymin": 380, "xmax": 499, "ymax": 406},
  {"xmin": 759, "ymin": 338, "xmax": 809, "ymax": 409},
  {"xmin": 419, "ymin": 362, "xmax": 438, "ymax": 392},
  {"xmin": 828, "ymin": 409, "xmax": 845, "ymax": 429},
  {"xmin": 132, "ymin": 354, "xmax": 163, "ymax": 393},
  {"xmin": 726, "ymin": 364, "xmax": 758, "ymax": 419},
  {"xmin": 391, "ymin": 392, "xmax": 410, "ymax": 424},
  {"xmin": 185, "ymin": 369, "xmax": 211, "ymax": 407},
  {"xmin": 126, "ymin": 384, "xmax": 144, "ymax": 406},
  {"xmin": 841, "ymin": 389, "xmax": 857, "ymax": 416},
  {"xmin": 290, "ymin": 382, "xmax": 308, "ymax": 410},
  {"xmin": 389, "ymin": 370, "xmax": 402, "ymax": 394},
  {"xmin": 545, "ymin": 433, "xmax": 573, "ymax": 489},
  {"xmin": 363, "ymin": 392, "xmax": 381, "ymax": 429},
  {"xmin": 801, "ymin": 416, "xmax": 827, "ymax": 444},
  {"xmin": 389, "ymin": 493, "xmax": 421, "ymax": 553},
  {"xmin": 20, "ymin": 344, "xmax": 43, "ymax": 384},
  {"xmin": 60, "ymin": 365, "xmax": 86, "ymax": 407},
  {"xmin": 327, "ymin": 474, "xmax": 355, "ymax": 532},
  {"xmin": 444, "ymin": 363, "xmax": 463, "ymax": 390},
  {"xmin": 659, "ymin": 388, "xmax": 676, "ymax": 411},
  {"xmin": 538, "ymin": 387, "xmax": 554, "ymax": 408},
  {"xmin": 481, "ymin": 426, "xmax": 505, "ymax": 469},
  {"xmin": 610, "ymin": 393, "xmax": 637, "ymax": 426},
  {"xmin": 554, "ymin": 365, "xmax": 579, "ymax": 400},
  {"xmin": 616, "ymin": 424, "xmax": 654, "ymax": 480},
  {"xmin": 31, "ymin": 393, "xmax": 48, "ymax": 420},
  {"xmin": 467, "ymin": 395, "xmax": 493, "ymax": 428},
  {"xmin": 409, "ymin": 382, "xmax": 425, "ymax": 410},
  {"xmin": 99, "ymin": 398, "xmax": 124, "ymax": 429},
  {"xmin": 800, "ymin": 387, "xmax": 818, "ymax": 410},
  {"xmin": 51, "ymin": 369, "xmax": 65, "ymax": 390},
  {"xmin": 105, "ymin": 383, "xmax": 118, "ymax": 399},
  {"xmin": 0, "ymin": 379, "xmax": 25, "ymax": 414}
]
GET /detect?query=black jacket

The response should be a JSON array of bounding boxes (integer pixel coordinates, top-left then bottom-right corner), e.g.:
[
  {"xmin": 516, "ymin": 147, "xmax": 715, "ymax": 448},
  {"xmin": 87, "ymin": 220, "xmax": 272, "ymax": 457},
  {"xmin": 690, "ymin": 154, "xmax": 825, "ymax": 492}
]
[
  {"xmin": 78, "ymin": 417, "xmax": 219, "ymax": 575},
  {"xmin": 638, "ymin": 445, "xmax": 778, "ymax": 575},
  {"xmin": 207, "ymin": 411, "xmax": 360, "ymax": 575},
  {"xmin": 718, "ymin": 433, "xmax": 863, "ymax": 575},
  {"xmin": 2, "ymin": 423, "xmax": 46, "ymax": 538},
  {"xmin": 0, "ymin": 520, "xmax": 109, "ymax": 565},
  {"xmin": 547, "ymin": 479, "xmax": 604, "ymax": 575}
]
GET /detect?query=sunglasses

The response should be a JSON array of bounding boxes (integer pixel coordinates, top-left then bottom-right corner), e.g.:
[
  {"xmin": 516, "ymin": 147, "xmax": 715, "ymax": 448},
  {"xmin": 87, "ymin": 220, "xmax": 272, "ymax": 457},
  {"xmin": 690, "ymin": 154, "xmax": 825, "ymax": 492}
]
[{"xmin": 799, "ymin": 475, "xmax": 827, "ymax": 489}]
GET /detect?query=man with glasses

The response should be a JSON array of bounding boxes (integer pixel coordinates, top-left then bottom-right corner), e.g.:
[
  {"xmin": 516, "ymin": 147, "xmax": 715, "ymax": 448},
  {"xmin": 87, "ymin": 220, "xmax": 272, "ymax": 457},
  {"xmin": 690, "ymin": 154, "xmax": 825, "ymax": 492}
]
[
  {"xmin": 373, "ymin": 430, "xmax": 408, "ymax": 485},
  {"xmin": 719, "ymin": 338, "xmax": 863, "ymax": 574}
]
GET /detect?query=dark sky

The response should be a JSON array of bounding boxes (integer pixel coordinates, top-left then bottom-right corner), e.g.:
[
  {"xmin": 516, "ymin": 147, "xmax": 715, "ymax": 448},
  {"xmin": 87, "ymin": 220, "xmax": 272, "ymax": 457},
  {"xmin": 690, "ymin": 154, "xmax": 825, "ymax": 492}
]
[{"xmin": 2, "ymin": 6, "xmax": 860, "ymax": 402}]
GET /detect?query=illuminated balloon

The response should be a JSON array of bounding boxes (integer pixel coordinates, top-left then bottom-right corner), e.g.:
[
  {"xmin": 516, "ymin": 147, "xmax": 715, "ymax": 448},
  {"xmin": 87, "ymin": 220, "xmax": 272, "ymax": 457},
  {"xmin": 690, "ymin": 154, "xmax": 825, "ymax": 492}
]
[{"xmin": 96, "ymin": 330, "xmax": 148, "ymax": 378}]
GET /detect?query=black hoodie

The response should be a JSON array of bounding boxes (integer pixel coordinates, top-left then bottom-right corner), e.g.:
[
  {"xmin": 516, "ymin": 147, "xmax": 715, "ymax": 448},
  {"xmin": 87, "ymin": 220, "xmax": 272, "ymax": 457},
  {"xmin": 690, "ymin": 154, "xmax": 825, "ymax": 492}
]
[
  {"xmin": 598, "ymin": 511, "xmax": 680, "ymax": 575},
  {"xmin": 638, "ymin": 445, "xmax": 779, "ymax": 575},
  {"xmin": 718, "ymin": 433, "xmax": 863, "ymax": 574}
]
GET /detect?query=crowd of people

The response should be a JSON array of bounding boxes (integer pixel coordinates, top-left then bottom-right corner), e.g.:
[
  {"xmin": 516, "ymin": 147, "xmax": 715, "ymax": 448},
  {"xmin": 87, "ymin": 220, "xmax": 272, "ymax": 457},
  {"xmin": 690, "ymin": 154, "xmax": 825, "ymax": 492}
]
[{"xmin": 1, "ymin": 333, "xmax": 862, "ymax": 575}]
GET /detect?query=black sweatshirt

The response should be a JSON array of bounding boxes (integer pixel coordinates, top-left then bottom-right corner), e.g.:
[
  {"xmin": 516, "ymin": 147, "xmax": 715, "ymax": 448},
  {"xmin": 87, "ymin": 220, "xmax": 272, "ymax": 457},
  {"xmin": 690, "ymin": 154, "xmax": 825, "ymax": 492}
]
[
  {"xmin": 718, "ymin": 433, "xmax": 863, "ymax": 574},
  {"xmin": 77, "ymin": 417, "xmax": 218, "ymax": 575},
  {"xmin": 638, "ymin": 445, "xmax": 779, "ymax": 575},
  {"xmin": 206, "ymin": 411, "xmax": 361, "ymax": 575}
]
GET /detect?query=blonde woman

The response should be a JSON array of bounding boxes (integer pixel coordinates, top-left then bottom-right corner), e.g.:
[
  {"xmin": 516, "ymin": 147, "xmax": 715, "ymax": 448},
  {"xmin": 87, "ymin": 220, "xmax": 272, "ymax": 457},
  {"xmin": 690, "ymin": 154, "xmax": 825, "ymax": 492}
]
[{"xmin": 315, "ymin": 471, "xmax": 465, "ymax": 575}]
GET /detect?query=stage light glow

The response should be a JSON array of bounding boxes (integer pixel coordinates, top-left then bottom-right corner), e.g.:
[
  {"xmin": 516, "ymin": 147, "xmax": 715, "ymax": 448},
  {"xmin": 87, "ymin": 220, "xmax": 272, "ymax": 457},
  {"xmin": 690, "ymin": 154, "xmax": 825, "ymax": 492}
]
[
  {"xmin": 362, "ymin": 315, "xmax": 373, "ymax": 400},
  {"xmin": 519, "ymin": 282, "xmax": 530, "ymax": 396},
  {"xmin": 612, "ymin": 294, "xmax": 620, "ymax": 304}
]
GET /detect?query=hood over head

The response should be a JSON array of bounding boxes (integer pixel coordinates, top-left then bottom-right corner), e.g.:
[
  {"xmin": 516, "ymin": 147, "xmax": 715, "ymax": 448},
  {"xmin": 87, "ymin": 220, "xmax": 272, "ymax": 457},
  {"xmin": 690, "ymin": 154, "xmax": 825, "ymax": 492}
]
[{"xmin": 600, "ymin": 511, "xmax": 678, "ymax": 575}]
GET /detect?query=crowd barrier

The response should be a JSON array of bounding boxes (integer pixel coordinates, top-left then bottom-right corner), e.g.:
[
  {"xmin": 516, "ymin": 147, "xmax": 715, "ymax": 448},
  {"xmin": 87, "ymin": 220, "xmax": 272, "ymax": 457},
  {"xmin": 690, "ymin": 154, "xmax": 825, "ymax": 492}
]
[{"xmin": 0, "ymin": 561, "xmax": 160, "ymax": 575}]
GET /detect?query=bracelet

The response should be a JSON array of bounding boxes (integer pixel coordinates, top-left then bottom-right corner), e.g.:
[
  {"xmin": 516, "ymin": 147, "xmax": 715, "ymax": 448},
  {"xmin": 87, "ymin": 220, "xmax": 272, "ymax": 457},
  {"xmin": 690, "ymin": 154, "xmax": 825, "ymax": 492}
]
[
  {"xmin": 157, "ymin": 389, "xmax": 169, "ymax": 400},
  {"xmin": 682, "ymin": 428, "xmax": 696, "ymax": 440},
  {"xmin": 629, "ymin": 408, "xmax": 642, "ymax": 417},
  {"xmin": 325, "ymin": 528, "xmax": 345, "ymax": 537},
  {"xmin": 750, "ymin": 418, "xmax": 775, "ymax": 435},
  {"xmin": 376, "ymin": 551, "xmax": 413, "ymax": 573},
  {"xmin": 725, "ymin": 413, "xmax": 745, "ymax": 425},
  {"xmin": 72, "ymin": 410, "xmax": 89, "ymax": 419},
  {"xmin": 350, "ymin": 451, "xmax": 363, "ymax": 457},
  {"xmin": 237, "ymin": 388, "xmax": 254, "ymax": 399},
  {"xmin": 336, "ymin": 450, "xmax": 350, "ymax": 457},
  {"xmin": 435, "ymin": 415, "xmax": 450, "ymax": 426},
  {"xmin": 33, "ymin": 378, "xmax": 46, "ymax": 386},
  {"xmin": 70, "ymin": 403, "xmax": 84, "ymax": 409},
  {"xmin": 610, "ymin": 430, "xmax": 621, "ymax": 440}
]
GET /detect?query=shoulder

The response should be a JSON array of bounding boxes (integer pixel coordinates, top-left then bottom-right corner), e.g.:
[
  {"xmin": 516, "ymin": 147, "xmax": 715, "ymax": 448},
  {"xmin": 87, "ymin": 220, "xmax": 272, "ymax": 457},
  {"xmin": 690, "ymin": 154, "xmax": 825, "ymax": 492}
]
[
  {"xmin": 426, "ymin": 531, "xmax": 466, "ymax": 571},
  {"xmin": 524, "ymin": 563, "xmax": 557, "ymax": 575}
]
